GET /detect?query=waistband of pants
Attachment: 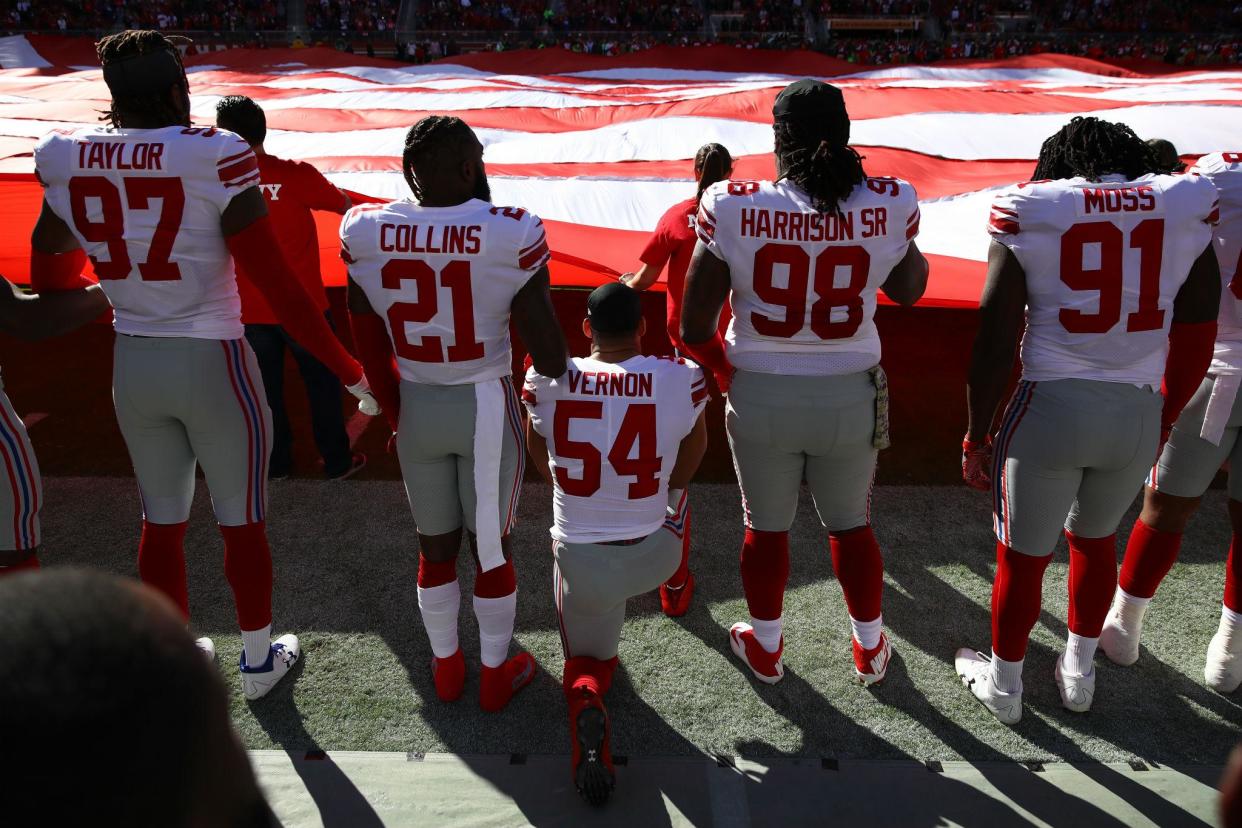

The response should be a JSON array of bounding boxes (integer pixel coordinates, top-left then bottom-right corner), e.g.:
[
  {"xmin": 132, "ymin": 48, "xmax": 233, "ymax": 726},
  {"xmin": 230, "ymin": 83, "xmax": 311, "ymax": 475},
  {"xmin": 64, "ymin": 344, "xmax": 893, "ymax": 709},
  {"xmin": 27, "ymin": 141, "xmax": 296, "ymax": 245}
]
[{"xmin": 599, "ymin": 534, "xmax": 648, "ymax": 546}]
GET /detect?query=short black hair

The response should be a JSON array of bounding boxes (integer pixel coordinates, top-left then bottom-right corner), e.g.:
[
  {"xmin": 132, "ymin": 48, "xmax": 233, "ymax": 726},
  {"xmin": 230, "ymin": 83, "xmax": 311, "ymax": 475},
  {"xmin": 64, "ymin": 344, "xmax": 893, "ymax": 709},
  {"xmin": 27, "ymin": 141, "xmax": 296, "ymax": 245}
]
[
  {"xmin": 587, "ymin": 282, "xmax": 643, "ymax": 336},
  {"xmin": 216, "ymin": 95, "xmax": 268, "ymax": 147},
  {"xmin": 1032, "ymin": 116, "xmax": 1162, "ymax": 182},
  {"xmin": 97, "ymin": 29, "xmax": 189, "ymax": 129},
  {"xmin": 401, "ymin": 115, "xmax": 478, "ymax": 201},
  {"xmin": 0, "ymin": 569, "xmax": 232, "ymax": 827}
]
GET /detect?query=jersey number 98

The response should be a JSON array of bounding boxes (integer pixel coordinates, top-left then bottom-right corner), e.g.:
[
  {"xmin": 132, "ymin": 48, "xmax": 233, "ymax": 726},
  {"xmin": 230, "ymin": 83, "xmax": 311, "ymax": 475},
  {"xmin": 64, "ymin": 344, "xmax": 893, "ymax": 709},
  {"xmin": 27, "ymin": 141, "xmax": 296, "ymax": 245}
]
[{"xmin": 751, "ymin": 242, "xmax": 871, "ymax": 340}]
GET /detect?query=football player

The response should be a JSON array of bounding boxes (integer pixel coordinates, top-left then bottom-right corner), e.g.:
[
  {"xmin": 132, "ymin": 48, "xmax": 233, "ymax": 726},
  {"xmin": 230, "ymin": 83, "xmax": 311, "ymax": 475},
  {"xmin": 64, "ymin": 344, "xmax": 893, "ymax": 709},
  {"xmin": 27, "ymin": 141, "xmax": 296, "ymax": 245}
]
[
  {"xmin": 682, "ymin": 79, "xmax": 927, "ymax": 686},
  {"xmin": 343, "ymin": 115, "xmax": 567, "ymax": 711},
  {"xmin": 1101, "ymin": 150, "xmax": 1242, "ymax": 693},
  {"xmin": 31, "ymin": 30, "xmax": 378, "ymax": 699},
  {"xmin": 958, "ymin": 117, "xmax": 1220, "ymax": 723},
  {"xmin": 523, "ymin": 282, "xmax": 708, "ymax": 806},
  {"xmin": 0, "ymin": 276, "xmax": 109, "ymax": 575},
  {"xmin": 620, "ymin": 141, "xmax": 736, "ymax": 617}
]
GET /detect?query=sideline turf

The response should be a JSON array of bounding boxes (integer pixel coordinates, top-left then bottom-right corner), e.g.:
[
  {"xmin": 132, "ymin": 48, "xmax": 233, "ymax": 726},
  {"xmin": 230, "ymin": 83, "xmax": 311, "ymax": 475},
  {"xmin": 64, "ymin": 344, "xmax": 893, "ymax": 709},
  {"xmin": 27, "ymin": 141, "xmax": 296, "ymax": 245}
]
[{"xmin": 39, "ymin": 478, "xmax": 1242, "ymax": 764}]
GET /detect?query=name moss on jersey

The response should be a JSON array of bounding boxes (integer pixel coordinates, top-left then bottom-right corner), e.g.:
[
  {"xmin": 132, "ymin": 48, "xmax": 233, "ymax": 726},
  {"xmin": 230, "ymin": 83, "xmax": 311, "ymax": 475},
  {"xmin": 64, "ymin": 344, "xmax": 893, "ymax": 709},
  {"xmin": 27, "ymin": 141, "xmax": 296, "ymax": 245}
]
[
  {"xmin": 988, "ymin": 173, "xmax": 1219, "ymax": 386},
  {"xmin": 341, "ymin": 199, "xmax": 549, "ymax": 386},
  {"xmin": 34, "ymin": 125, "xmax": 259, "ymax": 339},
  {"xmin": 523, "ymin": 355, "xmax": 706, "ymax": 544},
  {"xmin": 1189, "ymin": 153, "xmax": 1242, "ymax": 358},
  {"xmin": 695, "ymin": 177, "xmax": 920, "ymax": 376}
]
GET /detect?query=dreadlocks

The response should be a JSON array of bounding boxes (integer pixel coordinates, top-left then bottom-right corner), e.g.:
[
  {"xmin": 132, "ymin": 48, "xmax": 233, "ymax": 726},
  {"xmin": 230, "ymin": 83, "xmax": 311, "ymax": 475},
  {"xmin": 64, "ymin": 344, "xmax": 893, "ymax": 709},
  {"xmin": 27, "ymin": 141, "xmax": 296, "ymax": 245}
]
[
  {"xmin": 775, "ymin": 116, "xmax": 866, "ymax": 215},
  {"xmin": 96, "ymin": 30, "xmax": 190, "ymax": 129},
  {"xmin": 1032, "ymin": 116, "xmax": 1163, "ymax": 182},
  {"xmin": 694, "ymin": 143, "xmax": 733, "ymax": 205},
  {"xmin": 402, "ymin": 115, "xmax": 479, "ymax": 202}
]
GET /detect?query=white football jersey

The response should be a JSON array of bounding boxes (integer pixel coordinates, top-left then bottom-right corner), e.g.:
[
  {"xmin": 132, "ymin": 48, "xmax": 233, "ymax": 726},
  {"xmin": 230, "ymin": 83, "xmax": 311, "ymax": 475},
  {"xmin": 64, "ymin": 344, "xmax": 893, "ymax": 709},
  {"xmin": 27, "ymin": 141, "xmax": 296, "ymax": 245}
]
[
  {"xmin": 1189, "ymin": 153, "xmax": 1242, "ymax": 362},
  {"xmin": 989, "ymin": 173, "xmax": 1219, "ymax": 385},
  {"xmin": 35, "ymin": 125, "xmax": 259, "ymax": 340},
  {"xmin": 523, "ymin": 355, "xmax": 707, "ymax": 544},
  {"xmin": 696, "ymin": 177, "xmax": 919, "ymax": 376},
  {"xmin": 341, "ymin": 199, "xmax": 550, "ymax": 386}
]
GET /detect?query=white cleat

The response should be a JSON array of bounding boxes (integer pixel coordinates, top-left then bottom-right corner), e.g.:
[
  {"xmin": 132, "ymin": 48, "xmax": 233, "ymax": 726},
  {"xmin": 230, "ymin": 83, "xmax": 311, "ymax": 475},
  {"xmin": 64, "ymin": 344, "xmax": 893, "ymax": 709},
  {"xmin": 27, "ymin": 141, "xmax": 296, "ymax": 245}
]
[
  {"xmin": 955, "ymin": 648, "xmax": 1022, "ymax": 725},
  {"xmin": 1099, "ymin": 602, "xmax": 1143, "ymax": 667},
  {"xmin": 195, "ymin": 636, "xmax": 216, "ymax": 662},
  {"xmin": 240, "ymin": 634, "xmax": 301, "ymax": 701},
  {"xmin": 1054, "ymin": 656, "xmax": 1095, "ymax": 713},
  {"xmin": 1205, "ymin": 632, "xmax": 1242, "ymax": 694}
]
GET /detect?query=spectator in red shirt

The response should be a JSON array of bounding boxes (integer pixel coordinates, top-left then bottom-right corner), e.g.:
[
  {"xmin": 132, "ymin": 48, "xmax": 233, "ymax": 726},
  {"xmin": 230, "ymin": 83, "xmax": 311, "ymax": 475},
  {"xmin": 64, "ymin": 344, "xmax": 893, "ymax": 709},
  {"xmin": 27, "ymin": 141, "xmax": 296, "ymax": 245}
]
[{"xmin": 215, "ymin": 96, "xmax": 364, "ymax": 480}]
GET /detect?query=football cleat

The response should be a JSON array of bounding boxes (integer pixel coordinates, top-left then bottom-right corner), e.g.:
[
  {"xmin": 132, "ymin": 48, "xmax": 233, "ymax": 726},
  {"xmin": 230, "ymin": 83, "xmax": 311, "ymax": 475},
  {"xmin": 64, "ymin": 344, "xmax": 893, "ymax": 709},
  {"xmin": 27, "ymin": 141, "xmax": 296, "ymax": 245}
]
[
  {"xmin": 853, "ymin": 633, "xmax": 893, "ymax": 686},
  {"xmin": 1054, "ymin": 655, "xmax": 1095, "ymax": 713},
  {"xmin": 659, "ymin": 572, "xmax": 695, "ymax": 618},
  {"xmin": 955, "ymin": 648, "xmax": 1022, "ymax": 725},
  {"xmin": 480, "ymin": 651, "xmax": 536, "ymax": 712},
  {"xmin": 570, "ymin": 688, "xmax": 615, "ymax": 807},
  {"xmin": 1205, "ymin": 631, "xmax": 1242, "ymax": 693},
  {"xmin": 240, "ymin": 634, "xmax": 300, "ymax": 701},
  {"xmin": 431, "ymin": 649, "xmax": 466, "ymax": 703},
  {"xmin": 1099, "ymin": 599, "xmax": 1144, "ymax": 667},
  {"xmin": 195, "ymin": 636, "xmax": 216, "ymax": 662},
  {"xmin": 729, "ymin": 622, "xmax": 784, "ymax": 684},
  {"xmin": 327, "ymin": 452, "xmax": 367, "ymax": 481}
]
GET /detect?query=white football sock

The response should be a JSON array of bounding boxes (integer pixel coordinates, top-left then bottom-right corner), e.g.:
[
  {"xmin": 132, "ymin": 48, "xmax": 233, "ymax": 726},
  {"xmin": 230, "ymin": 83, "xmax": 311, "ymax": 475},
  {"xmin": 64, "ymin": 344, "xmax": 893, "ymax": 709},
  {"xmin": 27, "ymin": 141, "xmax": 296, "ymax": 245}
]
[
  {"xmin": 1062, "ymin": 632, "xmax": 1098, "ymax": 676},
  {"xmin": 850, "ymin": 614, "xmax": 883, "ymax": 651},
  {"xmin": 241, "ymin": 624, "xmax": 272, "ymax": 669},
  {"xmin": 1112, "ymin": 587, "xmax": 1151, "ymax": 629},
  {"xmin": 417, "ymin": 580, "xmax": 461, "ymax": 659},
  {"xmin": 989, "ymin": 651, "xmax": 1024, "ymax": 694},
  {"xmin": 1218, "ymin": 604, "xmax": 1242, "ymax": 645},
  {"xmin": 751, "ymin": 617, "xmax": 783, "ymax": 654},
  {"xmin": 667, "ymin": 488, "xmax": 685, "ymax": 512},
  {"xmin": 474, "ymin": 591, "xmax": 517, "ymax": 669}
]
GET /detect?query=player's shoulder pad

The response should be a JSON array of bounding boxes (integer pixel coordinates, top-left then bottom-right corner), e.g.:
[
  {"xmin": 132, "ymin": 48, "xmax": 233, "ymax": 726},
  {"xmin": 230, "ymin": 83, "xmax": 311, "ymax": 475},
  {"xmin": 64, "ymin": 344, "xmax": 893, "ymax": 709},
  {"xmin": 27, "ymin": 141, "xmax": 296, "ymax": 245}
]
[
  {"xmin": 32, "ymin": 126, "xmax": 87, "ymax": 182},
  {"xmin": 862, "ymin": 175, "xmax": 917, "ymax": 201},
  {"xmin": 489, "ymin": 205, "xmax": 548, "ymax": 271},
  {"xmin": 1191, "ymin": 152, "xmax": 1242, "ymax": 177},
  {"xmin": 987, "ymin": 179, "xmax": 1058, "ymax": 235}
]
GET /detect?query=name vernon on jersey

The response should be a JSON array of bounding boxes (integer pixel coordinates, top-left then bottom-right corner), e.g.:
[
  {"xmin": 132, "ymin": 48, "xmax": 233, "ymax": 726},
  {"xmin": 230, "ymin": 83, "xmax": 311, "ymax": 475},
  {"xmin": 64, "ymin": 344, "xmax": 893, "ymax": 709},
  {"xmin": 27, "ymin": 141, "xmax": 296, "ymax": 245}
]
[{"xmin": 566, "ymin": 368, "xmax": 654, "ymax": 398}]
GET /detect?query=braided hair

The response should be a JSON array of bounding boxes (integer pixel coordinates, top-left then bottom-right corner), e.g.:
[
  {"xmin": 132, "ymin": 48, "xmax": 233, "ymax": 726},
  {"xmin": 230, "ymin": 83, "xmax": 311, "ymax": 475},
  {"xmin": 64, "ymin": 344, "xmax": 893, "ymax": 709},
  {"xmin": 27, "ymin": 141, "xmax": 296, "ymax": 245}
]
[
  {"xmin": 402, "ymin": 115, "xmax": 478, "ymax": 202},
  {"xmin": 1032, "ymin": 116, "xmax": 1163, "ymax": 182},
  {"xmin": 97, "ymin": 30, "xmax": 189, "ymax": 129},
  {"xmin": 694, "ymin": 143, "xmax": 733, "ymax": 204},
  {"xmin": 775, "ymin": 114, "xmax": 866, "ymax": 214}
]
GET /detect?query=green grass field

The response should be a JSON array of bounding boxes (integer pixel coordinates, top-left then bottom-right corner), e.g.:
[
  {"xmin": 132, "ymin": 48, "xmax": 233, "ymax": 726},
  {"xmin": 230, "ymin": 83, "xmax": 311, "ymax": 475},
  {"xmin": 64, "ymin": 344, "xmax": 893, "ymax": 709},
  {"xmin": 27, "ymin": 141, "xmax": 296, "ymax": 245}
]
[{"xmin": 40, "ymin": 476, "xmax": 1242, "ymax": 766}]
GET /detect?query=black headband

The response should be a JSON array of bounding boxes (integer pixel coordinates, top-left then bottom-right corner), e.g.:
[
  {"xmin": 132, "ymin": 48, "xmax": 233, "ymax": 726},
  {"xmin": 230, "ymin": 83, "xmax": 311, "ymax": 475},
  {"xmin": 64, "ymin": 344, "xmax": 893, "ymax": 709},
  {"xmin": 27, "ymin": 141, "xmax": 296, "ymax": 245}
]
[{"xmin": 102, "ymin": 47, "xmax": 185, "ymax": 99}]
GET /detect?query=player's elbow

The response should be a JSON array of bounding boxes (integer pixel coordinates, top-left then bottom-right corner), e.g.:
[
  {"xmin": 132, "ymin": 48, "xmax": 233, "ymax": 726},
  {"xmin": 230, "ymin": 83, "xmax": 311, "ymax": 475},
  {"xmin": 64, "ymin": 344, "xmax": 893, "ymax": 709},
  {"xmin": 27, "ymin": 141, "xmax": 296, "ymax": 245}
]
[{"xmin": 531, "ymin": 351, "xmax": 567, "ymax": 380}]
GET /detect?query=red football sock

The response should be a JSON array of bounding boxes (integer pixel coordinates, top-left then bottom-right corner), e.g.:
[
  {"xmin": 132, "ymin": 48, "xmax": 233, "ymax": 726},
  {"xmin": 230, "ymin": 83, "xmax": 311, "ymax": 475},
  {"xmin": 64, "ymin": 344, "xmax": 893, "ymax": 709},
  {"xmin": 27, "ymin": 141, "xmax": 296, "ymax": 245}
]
[
  {"xmin": 740, "ymin": 528, "xmax": 789, "ymax": 621},
  {"xmin": 829, "ymin": 525, "xmax": 884, "ymax": 623},
  {"xmin": 137, "ymin": 520, "xmax": 189, "ymax": 620},
  {"xmin": 667, "ymin": 504, "xmax": 692, "ymax": 589},
  {"xmin": 1066, "ymin": 531, "xmax": 1117, "ymax": 638},
  {"xmin": 474, "ymin": 558, "xmax": 517, "ymax": 598},
  {"xmin": 0, "ymin": 553, "xmax": 40, "ymax": 576},
  {"xmin": 1118, "ymin": 518, "xmax": 1182, "ymax": 600},
  {"xmin": 563, "ymin": 656, "xmax": 620, "ymax": 699},
  {"xmin": 991, "ymin": 542, "xmax": 1052, "ymax": 662},
  {"xmin": 417, "ymin": 555, "xmax": 458, "ymax": 588},
  {"xmin": 1225, "ymin": 535, "xmax": 1242, "ymax": 613},
  {"xmin": 219, "ymin": 522, "xmax": 273, "ymax": 631}
]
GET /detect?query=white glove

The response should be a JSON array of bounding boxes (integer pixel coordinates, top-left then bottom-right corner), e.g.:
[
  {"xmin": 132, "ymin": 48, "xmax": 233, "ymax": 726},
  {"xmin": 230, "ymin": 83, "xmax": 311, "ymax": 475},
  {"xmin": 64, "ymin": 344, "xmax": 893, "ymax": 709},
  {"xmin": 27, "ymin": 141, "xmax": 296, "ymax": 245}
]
[{"xmin": 346, "ymin": 375, "xmax": 380, "ymax": 417}]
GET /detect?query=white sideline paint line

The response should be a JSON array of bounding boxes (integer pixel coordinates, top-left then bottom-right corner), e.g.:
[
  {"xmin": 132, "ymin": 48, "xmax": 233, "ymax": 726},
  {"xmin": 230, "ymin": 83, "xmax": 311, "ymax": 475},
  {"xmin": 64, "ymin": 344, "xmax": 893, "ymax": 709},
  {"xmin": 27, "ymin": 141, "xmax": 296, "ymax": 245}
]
[
  {"xmin": 20, "ymin": 412, "xmax": 45, "ymax": 429},
  {"xmin": 346, "ymin": 410, "xmax": 371, "ymax": 448}
]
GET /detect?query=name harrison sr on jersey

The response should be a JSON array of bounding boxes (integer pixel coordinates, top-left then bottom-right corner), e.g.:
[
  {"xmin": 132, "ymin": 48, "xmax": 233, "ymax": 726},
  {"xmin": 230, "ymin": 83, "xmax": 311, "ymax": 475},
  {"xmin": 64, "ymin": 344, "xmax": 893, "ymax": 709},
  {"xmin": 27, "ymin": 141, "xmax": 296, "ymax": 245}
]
[{"xmin": 739, "ymin": 207, "xmax": 891, "ymax": 242}]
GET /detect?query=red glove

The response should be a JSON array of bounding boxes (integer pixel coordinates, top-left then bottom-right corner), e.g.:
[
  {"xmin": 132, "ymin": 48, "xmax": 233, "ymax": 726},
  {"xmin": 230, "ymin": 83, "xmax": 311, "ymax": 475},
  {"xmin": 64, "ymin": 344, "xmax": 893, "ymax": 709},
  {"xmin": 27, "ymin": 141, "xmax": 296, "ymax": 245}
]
[
  {"xmin": 30, "ymin": 248, "xmax": 91, "ymax": 293},
  {"xmin": 962, "ymin": 436, "xmax": 993, "ymax": 491},
  {"xmin": 226, "ymin": 215, "xmax": 362, "ymax": 386},
  {"xmin": 1161, "ymin": 320, "xmax": 1217, "ymax": 433},
  {"xmin": 348, "ymin": 310, "xmax": 401, "ymax": 433}
]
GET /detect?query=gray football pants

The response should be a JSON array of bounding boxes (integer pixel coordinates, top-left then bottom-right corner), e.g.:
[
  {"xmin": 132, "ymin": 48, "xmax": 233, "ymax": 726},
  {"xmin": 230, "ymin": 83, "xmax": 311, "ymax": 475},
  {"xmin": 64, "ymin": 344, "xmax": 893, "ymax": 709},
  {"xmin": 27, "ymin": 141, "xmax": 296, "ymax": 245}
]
[
  {"xmin": 113, "ymin": 335, "xmax": 272, "ymax": 527},
  {"xmin": 0, "ymin": 383, "xmax": 41, "ymax": 551},
  {"xmin": 992, "ymin": 378, "xmax": 1161, "ymax": 556},
  {"xmin": 1150, "ymin": 375, "xmax": 1242, "ymax": 501}
]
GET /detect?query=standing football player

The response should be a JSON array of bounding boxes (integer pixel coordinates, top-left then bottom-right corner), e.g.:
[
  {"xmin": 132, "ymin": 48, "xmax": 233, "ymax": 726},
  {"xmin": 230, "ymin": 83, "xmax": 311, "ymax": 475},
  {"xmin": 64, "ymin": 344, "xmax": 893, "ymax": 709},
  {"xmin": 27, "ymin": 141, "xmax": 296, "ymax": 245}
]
[
  {"xmin": 1101, "ymin": 151, "xmax": 1242, "ymax": 693},
  {"xmin": 619, "ymin": 141, "xmax": 735, "ymax": 617},
  {"xmin": 958, "ymin": 117, "xmax": 1221, "ymax": 723},
  {"xmin": 681, "ymin": 80, "xmax": 928, "ymax": 686},
  {"xmin": 524, "ymin": 282, "xmax": 708, "ymax": 806},
  {"xmin": 343, "ymin": 115, "xmax": 567, "ymax": 711},
  {"xmin": 32, "ymin": 30, "xmax": 378, "ymax": 699},
  {"xmin": 0, "ymin": 276, "xmax": 109, "ymax": 575}
]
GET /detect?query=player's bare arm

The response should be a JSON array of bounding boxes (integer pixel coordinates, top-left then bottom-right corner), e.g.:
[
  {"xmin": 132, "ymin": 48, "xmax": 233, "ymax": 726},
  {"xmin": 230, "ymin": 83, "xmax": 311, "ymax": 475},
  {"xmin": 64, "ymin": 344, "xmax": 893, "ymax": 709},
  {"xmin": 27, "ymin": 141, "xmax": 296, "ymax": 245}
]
[
  {"xmin": 881, "ymin": 241, "xmax": 929, "ymax": 307},
  {"xmin": 1172, "ymin": 244, "xmax": 1222, "ymax": 324},
  {"xmin": 669, "ymin": 411, "xmax": 708, "ymax": 490},
  {"xmin": 220, "ymin": 185, "xmax": 268, "ymax": 236},
  {"xmin": 0, "ymin": 277, "xmax": 107, "ymax": 341},
  {"xmin": 525, "ymin": 416, "xmax": 554, "ymax": 484},
  {"xmin": 511, "ymin": 265, "xmax": 568, "ymax": 379},
  {"xmin": 30, "ymin": 198, "xmax": 82, "ymax": 255},
  {"xmin": 966, "ymin": 240, "xmax": 1027, "ymax": 444},
  {"xmin": 346, "ymin": 275, "xmax": 376, "ymax": 316},
  {"xmin": 680, "ymin": 241, "xmax": 731, "ymax": 344},
  {"xmin": 621, "ymin": 262, "xmax": 660, "ymax": 290}
]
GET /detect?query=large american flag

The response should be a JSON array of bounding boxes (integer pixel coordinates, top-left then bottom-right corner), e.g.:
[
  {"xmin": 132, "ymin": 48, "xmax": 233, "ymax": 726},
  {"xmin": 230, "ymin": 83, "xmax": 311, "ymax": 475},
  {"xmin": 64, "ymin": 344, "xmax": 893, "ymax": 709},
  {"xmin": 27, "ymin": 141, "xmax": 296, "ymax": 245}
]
[{"xmin": 0, "ymin": 33, "xmax": 1238, "ymax": 306}]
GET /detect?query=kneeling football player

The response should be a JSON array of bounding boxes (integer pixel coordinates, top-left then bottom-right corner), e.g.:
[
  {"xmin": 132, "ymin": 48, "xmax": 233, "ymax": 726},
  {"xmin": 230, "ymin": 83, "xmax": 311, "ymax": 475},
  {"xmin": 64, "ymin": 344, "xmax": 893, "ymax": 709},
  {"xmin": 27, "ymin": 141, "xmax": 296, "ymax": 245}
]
[{"xmin": 523, "ymin": 283, "xmax": 708, "ymax": 806}]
